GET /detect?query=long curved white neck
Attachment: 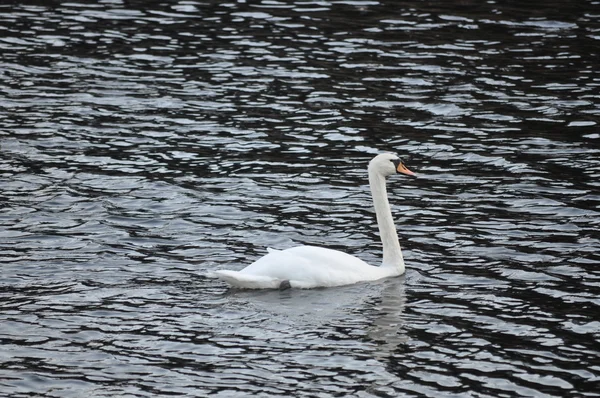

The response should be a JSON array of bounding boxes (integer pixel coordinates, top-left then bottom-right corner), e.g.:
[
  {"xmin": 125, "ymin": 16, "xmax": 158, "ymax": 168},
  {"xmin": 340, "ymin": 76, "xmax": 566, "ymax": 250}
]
[{"xmin": 369, "ymin": 168, "xmax": 405, "ymax": 273}]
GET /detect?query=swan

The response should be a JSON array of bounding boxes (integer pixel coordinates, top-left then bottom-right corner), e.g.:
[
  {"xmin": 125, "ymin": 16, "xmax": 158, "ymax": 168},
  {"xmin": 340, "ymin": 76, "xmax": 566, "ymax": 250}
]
[{"xmin": 213, "ymin": 153, "xmax": 416, "ymax": 289}]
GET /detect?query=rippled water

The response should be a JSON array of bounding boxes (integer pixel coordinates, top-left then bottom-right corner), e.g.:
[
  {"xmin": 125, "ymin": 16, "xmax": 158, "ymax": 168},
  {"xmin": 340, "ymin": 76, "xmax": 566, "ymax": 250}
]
[{"xmin": 1, "ymin": 0, "xmax": 599, "ymax": 396}]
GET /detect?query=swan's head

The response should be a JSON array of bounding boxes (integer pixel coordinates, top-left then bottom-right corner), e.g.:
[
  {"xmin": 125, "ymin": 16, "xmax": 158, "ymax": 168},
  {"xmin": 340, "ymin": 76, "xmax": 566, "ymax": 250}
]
[{"xmin": 368, "ymin": 153, "xmax": 416, "ymax": 178}]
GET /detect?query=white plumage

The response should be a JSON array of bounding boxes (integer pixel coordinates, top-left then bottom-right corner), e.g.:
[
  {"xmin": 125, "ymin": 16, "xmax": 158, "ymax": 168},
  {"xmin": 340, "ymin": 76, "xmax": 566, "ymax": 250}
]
[{"xmin": 213, "ymin": 153, "xmax": 416, "ymax": 289}]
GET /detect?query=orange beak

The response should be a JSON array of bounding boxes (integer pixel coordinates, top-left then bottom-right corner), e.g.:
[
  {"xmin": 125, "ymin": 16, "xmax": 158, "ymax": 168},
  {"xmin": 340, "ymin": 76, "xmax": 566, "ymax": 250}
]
[{"xmin": 397, "ymin": 162, "xmax": 416, "ymax": 177}]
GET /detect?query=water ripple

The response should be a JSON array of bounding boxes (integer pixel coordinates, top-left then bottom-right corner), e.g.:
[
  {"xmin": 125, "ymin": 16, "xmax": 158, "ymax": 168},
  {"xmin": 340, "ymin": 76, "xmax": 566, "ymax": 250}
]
[{"xmin": 1, "ymin": 0, "xmax": 599, "ymax": 396}]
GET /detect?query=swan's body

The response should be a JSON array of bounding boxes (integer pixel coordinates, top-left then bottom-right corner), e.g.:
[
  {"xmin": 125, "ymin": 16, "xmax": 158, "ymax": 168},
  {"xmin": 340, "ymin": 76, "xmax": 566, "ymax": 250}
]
[
  {"xmin": 214, "ymin": 153, "xmax": 416, "ymax": 289},
  {"xmin": 215, "ymin": 246, "xmax": 400, "ymax": 289}
]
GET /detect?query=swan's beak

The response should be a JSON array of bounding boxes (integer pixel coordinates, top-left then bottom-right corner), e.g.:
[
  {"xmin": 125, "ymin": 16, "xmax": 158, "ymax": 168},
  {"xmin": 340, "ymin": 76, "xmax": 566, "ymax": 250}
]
[{"xmin": 397, "ymin": 162, "xmax": 416, "ymax": 177}]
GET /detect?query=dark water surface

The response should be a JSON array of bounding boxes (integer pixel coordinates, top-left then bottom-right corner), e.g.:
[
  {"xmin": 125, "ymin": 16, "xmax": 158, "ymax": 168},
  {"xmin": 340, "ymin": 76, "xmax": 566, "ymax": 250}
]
[{"xmin": 1, "ymin": 0, "xmax": 599, "ymax": 396}]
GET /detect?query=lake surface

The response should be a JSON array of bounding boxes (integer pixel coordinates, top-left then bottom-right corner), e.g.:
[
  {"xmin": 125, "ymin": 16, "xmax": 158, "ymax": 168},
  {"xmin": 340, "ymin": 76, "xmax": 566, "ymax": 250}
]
[{"xmin": 1, "ymin": 0, "xmax": 599, "ymax": 396}]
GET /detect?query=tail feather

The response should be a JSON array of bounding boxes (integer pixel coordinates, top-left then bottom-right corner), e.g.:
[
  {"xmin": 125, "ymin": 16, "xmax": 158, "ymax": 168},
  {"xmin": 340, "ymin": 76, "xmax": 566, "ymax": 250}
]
[{"xmin": 213, "ymin": 270, "xmax": 282, "ymax": 289}]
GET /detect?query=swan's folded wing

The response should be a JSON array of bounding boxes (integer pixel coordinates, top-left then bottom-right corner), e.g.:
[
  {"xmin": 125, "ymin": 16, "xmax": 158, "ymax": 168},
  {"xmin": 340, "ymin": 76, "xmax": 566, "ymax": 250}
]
[
  {"xmin": 242, "ymin": 245, "xmax": 377, "ymax": 288},
  {"xmin": 284, "ymin": 246, "xmax": 369, "ymax": 270}
]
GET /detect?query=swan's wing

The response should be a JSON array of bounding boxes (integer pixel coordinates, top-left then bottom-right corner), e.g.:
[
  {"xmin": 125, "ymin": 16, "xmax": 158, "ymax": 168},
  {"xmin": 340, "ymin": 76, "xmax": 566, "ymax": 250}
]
[{"xmin": 284, "ymin": 246, "xmax": 369, "ymax": 270}]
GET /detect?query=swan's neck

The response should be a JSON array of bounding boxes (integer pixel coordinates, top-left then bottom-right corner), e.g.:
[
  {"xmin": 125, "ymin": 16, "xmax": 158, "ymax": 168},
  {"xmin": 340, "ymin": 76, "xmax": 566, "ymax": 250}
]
[{"xmin": 369, "ymin": 170, "xmax": 405, "ymax": 273}]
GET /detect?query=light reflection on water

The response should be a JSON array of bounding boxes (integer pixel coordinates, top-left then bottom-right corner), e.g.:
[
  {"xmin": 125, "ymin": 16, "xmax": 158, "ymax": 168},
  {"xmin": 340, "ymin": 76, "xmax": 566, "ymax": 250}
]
[{"xmin": 1, "ymin": 0, "xmax": 599, "ymax": 396}]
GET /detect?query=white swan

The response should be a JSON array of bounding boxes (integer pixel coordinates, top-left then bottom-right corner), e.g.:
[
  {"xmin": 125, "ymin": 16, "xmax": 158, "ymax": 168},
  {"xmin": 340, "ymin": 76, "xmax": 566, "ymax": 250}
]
[{"xmin": 214, "ymin": 153, "xmax": 416, "ymax": 289}]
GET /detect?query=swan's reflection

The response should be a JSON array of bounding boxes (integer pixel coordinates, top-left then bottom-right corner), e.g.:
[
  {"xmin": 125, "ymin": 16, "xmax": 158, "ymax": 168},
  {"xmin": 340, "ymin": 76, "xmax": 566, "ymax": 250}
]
[
  {"xmin": 226, "ymin": 276, "xmax": 408, "ymax": 353},
  {"xmin": 366, "ymin": 277, "xmax": 409, "ymax": 355}
]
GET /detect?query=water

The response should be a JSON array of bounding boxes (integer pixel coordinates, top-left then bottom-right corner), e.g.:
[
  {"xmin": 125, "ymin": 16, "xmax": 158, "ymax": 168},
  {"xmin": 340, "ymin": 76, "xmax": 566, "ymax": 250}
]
[{"xmin": 1, "ymin": 0, "xmax": 599, "ymax": 396}]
